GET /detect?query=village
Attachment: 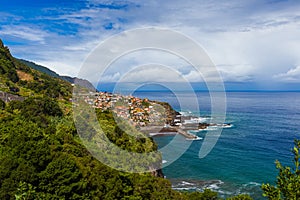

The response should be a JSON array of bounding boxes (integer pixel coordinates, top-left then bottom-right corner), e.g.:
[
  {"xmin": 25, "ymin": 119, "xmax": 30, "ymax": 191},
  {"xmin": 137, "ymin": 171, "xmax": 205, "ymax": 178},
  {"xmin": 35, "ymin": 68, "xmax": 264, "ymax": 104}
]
[{"xmin": 84, "ymin": 91, "xmax": 168, "ymax": 127}]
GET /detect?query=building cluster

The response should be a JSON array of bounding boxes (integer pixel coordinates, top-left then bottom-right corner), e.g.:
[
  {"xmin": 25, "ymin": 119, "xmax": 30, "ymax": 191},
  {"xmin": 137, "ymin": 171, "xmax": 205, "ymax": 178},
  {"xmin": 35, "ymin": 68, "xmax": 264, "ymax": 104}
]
[{"xmin": 84, "ymin": 92, "xmax": 165, "ymax": 127}]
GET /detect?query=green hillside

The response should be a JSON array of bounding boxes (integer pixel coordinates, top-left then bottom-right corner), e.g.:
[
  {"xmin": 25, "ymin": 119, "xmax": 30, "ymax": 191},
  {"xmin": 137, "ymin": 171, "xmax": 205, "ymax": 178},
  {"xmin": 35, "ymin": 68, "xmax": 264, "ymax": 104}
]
[
  {"xmin": 0, "ymin": 40, "xmax": 72, "ymax": 100},
  {"xmin": 17, "ymin": 59, "xmax": 61, "ymax": 78},
  {"xmin": 18, "ymin": 59, "xmax": 96, "ymax": 91},
  {"xmin": 0, "ymin": 40, "xmax": 185, "ymax": 199}
]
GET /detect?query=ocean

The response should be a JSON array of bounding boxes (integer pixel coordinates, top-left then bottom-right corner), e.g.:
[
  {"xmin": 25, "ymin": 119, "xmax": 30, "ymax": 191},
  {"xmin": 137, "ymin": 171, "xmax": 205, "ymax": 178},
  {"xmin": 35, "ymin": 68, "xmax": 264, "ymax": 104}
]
[{"xmin": 132, "ymin": 91, "xmax": 300, "ymax": 199}]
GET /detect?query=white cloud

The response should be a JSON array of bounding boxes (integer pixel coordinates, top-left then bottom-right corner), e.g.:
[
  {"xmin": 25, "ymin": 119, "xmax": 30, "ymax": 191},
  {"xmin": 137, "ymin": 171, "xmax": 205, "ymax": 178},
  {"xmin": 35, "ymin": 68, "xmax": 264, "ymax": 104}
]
[
  {"xmin": 273, "ymin": 66, "xmax": 300, "ymax": 82},
  {"xmin": 217, "ymin": 64, "xmax": 254, "ymax": 82},
  {"xmin": 1, "ymin": 0, "xmax": 300, "ymax": 85},
  {"xmin": 0, "ymin": 25, "xmax": 48, "ymax": 43},
  {"xmin": 118, "ymin": 65, "xmax": 183, "ymax": 82}
]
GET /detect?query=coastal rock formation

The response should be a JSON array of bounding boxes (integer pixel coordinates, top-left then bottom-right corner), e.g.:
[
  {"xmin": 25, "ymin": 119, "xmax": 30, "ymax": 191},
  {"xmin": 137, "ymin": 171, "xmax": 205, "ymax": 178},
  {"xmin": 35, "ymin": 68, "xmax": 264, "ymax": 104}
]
[{"xmin": 152, "ymin": 168, "xmax": 164, "ymax": 178}]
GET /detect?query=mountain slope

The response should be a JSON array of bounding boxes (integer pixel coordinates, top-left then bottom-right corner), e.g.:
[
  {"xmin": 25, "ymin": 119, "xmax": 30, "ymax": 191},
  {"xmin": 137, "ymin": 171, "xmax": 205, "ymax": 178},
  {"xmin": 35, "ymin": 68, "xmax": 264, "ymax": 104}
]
[
  {"xmin": 0, "ymin": 40, "xmax": 72, "ymax": 99},
  {"xmin": 18, "ymin": 59, "xmax": 96, "ymax": 91},
  {"xmin": 0, "ymin": 39, "xmax": 189, "ymax": 200},
  {"xmin": 17, "ymin": 59, "xmax": 61, "ymax": 78}
]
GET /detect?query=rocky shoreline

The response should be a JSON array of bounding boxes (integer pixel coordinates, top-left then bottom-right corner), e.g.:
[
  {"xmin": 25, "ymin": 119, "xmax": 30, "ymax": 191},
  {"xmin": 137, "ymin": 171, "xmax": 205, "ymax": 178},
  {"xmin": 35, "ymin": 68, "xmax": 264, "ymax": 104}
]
[
  {"xmin": 139, "ymin": 107, "xmax": 227, "ymax": 139},
  {"xmin": 140, "ymin": 100, "xmax": 233, "ymax": 139}
]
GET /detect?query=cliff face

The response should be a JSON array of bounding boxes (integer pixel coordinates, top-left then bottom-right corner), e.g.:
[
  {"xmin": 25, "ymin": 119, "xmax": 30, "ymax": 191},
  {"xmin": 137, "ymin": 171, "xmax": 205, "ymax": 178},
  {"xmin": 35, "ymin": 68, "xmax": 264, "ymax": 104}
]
[
  {"xmin": 62, "ymin": 76, "xmax": 96, "ymax": 91},
  {"xmin": 151, "ymin": 100, "xmax": 180, "ymax": 124},
  {"xmin": 152, "ymin": 168, "xmax": 164, "ymax": 178}
]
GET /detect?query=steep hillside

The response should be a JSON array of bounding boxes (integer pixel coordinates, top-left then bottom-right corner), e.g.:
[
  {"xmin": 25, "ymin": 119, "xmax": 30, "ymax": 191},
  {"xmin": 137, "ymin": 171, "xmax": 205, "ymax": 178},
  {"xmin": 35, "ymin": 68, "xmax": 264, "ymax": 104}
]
[
  {"xmin": 18, "ymin": 59, "xmax": 96, "ymax": 91},
  {"xmin": 0, "ymin": 39, "xmax": 188, "ymax": 199},
  {"xmin": 17, "ymin": 59, "xmax": 61, "ymax": 78},
  {"xmin": 0, "ymin": 39, "xmax": 72, "ymax": 100}
]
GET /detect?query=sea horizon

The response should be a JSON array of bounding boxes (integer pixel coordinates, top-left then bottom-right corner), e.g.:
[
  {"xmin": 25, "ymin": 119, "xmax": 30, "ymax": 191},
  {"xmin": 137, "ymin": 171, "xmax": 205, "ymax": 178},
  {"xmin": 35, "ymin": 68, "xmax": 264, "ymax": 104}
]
[{"xmin": 97, "ymin": 84, "xmax": 300, "ymax": 94}]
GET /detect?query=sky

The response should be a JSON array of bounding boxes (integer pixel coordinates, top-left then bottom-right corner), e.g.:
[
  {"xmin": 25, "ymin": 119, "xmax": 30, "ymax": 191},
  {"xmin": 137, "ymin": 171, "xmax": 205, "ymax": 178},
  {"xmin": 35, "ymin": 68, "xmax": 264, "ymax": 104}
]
[{"xmin": 1, "ymin": 0, "xmax": 300, "ymax": 90}]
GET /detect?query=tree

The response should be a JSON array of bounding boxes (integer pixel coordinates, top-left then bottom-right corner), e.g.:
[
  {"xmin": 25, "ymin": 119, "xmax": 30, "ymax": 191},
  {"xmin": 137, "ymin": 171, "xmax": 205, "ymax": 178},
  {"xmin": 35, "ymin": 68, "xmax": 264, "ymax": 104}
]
[
  {"xmin": 0, "ymin": 98, "xmax": 5, "ymax": 110},
  {"xmin": 262, "ymin": 140, "xmax": 300, "ymax": 199},
  {"xmin": 226, "ymin": 194, "xmax": 253, "ymax": 200},
  {"xmin": 15, "ymin": 182, "xmax": 37, "ymax": 200},
  {"xmin": 8, "ymin": 69, "xmax": 19, "ymax": 83},
  {"xmin": 184, "ymin": 189, "xmax": 219, "ymax": 200}
]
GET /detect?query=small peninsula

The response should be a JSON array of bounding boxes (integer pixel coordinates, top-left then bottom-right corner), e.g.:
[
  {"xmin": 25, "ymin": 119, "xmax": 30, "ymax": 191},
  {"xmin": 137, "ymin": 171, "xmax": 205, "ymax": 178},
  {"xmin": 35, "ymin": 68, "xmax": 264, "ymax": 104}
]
[{"xmin": 82, "ymin": 91, "xmax": 230, "ymax": 140}]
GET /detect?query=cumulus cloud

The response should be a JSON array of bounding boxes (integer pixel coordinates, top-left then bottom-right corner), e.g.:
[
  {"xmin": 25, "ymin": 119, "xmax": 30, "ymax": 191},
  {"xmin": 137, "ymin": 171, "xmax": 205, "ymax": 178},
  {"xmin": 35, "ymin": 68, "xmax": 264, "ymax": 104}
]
[
  {"xmin": 1, "ymin": 0, "xmax": 300, "ymax": 86},
  {"xmin": 217, "ymin": 64, "xmax": 255, "ymax": 82},
  {"xmin": 273, "ymin": 66, "xmax": 300, "ymax": 82}
]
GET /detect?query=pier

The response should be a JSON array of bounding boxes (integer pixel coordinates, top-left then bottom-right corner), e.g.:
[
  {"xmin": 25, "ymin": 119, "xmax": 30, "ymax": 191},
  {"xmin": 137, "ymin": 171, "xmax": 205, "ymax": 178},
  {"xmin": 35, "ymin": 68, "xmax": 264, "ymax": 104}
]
[
  {"xmin": 174, "ymin": 127, "xmax": 197, "ymax": 139},
  {"xmin": 140, "ymin": 125, "xmax": 197, "ymax": 139}
]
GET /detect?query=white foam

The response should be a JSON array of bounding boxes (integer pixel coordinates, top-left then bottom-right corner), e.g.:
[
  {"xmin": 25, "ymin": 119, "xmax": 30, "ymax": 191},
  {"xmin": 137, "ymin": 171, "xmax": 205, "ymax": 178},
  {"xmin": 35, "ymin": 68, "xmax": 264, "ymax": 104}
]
[
  {"xmin": 205, "ymin": 180, "xmax": 224, "ymax": 190},
  {"xmin": 172, "ymin": 179, "xmax": 225, "ymax": 193},
  {"xmin": 184, "ymin": 117, "xmax": 208, "ymax": 124},
  {"xmin": 200, "ymin": 126, "xmax": 219, "ymax": 131},
  {"xmin": 206, "ymin": 183, "xmax": 220, "ymax": 190},
  {"xmin": 172, "ymin": 187, "xmax": 197, "ymax": 190},
  {"xmin": 199, "ymin": 124, "xmax": 233, "ymax": 131},
  {"xmin": 222, "ymin": 124, "xmax": 234, "ymax": 128},
  {"xmin": 179, "ymin": 111, "xmax": 192, "ymax": 116},
  {"xmin": 244, "ymin": 182, "xmax": 261, "ymax": 187},
  {"xmin": 181, "ymin": 181, "xmax": 195, "ymax": 186},
  {"xmin": 186, "ymin": 136, "xmax": 203, "ymax": 141}
]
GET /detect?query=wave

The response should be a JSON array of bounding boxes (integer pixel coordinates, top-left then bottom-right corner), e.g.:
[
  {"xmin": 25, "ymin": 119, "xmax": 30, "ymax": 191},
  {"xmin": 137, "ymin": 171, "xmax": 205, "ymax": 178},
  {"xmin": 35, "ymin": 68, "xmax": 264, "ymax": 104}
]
[
  {"xmin": 222, "ymin": 124, "xmax": 234, "ymax": 128},
  {"xmin": 186, "ymin": 136, "xmax": 203, "ymax": 141},
  {"xmin": 205, "ymin": 180, "xmax": 224, "ymax": 190},
  {"xmin": 172, "ymin": 187, "xmax": 198, "ymax": 190},
  {"xmin": 199, "ymin": 126, "xmax": 219, "ymax": 131},
  {"xmin": 184, "ymin": 117, "xmax": 209, "ymax": 124},
  {"xmin": 179, "ymin": 111, "xmax": 192, "ymax": 116},
  {"xmin": 171, "ymin": 179, "xmax": 262, "ymax": 198},
  {"xmin": 199, "ymin": 123, "xmax": 234, "ymax": 131},
  {"xmin": 171, "ymin": 179, "xmax": 224, "ymax": 192},
  {"xmin": 181, "ymin": 181, "xmax": 194, "ymax": 186},
  {"xmin": 244, "ymin": 182, "xmax": 261, "ymax": 187}
]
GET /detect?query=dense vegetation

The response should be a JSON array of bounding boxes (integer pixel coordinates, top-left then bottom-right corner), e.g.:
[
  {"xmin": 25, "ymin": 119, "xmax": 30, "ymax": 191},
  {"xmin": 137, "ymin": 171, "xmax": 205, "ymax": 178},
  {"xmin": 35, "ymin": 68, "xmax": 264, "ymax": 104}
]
[
  {"xmin": 1, "ymin": 98, "xmax": 188, "ymax": 199},
  {"xmin": 0, "ymin": 103, "xmax": 255, "ymax": 199}
]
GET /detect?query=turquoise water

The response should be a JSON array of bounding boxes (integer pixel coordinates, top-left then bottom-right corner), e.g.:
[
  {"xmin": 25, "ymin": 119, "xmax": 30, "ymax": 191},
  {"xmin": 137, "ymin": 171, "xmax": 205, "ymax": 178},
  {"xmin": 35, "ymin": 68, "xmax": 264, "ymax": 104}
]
[{"xmin": 133, "ymin": 91, "xmax": 300, "ymax": 199}]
